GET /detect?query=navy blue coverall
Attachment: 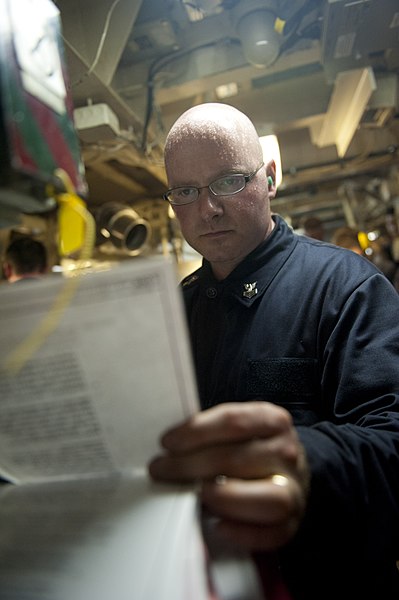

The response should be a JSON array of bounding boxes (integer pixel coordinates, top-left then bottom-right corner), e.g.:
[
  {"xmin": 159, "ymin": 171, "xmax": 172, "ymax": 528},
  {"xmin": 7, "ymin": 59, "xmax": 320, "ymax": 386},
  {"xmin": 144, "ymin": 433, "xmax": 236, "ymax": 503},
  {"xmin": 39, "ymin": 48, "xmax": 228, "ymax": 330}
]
[{"xmin": 181, "ymin": 215, "xmax": 399, "ymax": 599}]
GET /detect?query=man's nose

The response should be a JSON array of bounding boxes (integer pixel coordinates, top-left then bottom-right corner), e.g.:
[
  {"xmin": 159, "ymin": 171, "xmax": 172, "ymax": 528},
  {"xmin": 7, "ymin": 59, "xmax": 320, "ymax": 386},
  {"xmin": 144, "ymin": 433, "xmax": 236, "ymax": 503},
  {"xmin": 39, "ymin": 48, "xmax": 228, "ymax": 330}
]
[{"xmin": 197, "ymin": 187, "xmax": 223, "ymax": 218}]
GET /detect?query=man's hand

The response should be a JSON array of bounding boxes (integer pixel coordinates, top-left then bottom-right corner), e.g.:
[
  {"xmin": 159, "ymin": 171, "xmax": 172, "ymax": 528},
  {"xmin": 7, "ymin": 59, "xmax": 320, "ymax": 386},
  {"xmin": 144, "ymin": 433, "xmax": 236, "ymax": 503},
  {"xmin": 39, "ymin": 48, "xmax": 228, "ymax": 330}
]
[{"xmin": 149, "ymin": 401, "xmax": 310, "ymax": 551}]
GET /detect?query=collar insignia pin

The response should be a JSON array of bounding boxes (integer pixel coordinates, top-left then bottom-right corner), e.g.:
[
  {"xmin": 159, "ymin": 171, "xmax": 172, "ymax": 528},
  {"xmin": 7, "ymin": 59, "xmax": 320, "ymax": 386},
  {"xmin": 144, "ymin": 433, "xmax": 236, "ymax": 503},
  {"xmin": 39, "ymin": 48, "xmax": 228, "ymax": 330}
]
[
  {"xmin": 242, "ymin": 281, "xmax": 258, "ymax": 299},
  {"xmin": 182, "ymin": 274, "xmax": 199, "ymax": 287}
]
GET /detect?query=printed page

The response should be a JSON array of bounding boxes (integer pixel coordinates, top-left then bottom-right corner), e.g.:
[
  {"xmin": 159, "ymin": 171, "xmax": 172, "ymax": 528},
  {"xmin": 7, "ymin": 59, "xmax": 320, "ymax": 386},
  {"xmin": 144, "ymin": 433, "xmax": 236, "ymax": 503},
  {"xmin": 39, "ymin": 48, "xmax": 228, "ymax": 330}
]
[
  {"xmin": 0, "ymin": 474, "xmax": 210, "ymax": 600},
  {"xmin": 0, "ymin": 258, "xmax": 199, "ymax": 483}
]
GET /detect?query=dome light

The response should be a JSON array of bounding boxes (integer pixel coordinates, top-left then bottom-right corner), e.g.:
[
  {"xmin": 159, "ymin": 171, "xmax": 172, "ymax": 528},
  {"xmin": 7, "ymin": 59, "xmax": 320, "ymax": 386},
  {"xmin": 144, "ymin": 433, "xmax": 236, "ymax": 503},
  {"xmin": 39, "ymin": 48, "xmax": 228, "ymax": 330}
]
[{"xmin": 237, "ymin": 9, "xmax": 280, "ymax": 68}]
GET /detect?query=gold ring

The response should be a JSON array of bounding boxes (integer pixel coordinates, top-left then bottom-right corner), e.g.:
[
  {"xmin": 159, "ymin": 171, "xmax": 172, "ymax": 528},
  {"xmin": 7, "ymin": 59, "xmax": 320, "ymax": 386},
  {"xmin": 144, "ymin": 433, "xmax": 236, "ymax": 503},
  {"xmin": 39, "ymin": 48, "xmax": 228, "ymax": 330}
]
[
  {"xmin": 270, "ymin": 474, "xmax": 290, "ymax": 487},
  {"xmin": 215, "ymin": 475, "xmax": 227, "ymax": 485}
]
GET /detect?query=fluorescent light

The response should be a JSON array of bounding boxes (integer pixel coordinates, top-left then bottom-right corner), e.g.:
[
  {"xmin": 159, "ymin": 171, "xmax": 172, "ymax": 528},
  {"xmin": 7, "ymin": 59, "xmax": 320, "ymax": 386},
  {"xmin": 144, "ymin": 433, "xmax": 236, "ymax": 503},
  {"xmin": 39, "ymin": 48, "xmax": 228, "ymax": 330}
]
[
  {"xmin": 259, "ymin": 134, "xmax": 282, "ymax": 187},
  {"xmin": 215, "ymin": 82, "xmax": 238, "ymax": 99},
  {"xmin": 315, "ymin": 67, "xmax": 376, "ymax": 157}
]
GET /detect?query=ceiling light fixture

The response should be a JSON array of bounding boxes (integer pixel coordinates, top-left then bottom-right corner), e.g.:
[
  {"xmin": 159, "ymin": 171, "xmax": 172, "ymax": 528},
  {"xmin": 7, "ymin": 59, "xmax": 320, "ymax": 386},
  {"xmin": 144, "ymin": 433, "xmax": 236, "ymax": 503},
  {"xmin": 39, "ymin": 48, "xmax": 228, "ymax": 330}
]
[
  {"xmin": 314, "ymin": 67, "xmax": 377, "ymax": 157},
  {"xmin": 236, "ymin": 5, "xmax": 280, "ymax": 68},
  {"xmin": 215, "ymin": 82, "xmax": 238, "ymax": 99}
]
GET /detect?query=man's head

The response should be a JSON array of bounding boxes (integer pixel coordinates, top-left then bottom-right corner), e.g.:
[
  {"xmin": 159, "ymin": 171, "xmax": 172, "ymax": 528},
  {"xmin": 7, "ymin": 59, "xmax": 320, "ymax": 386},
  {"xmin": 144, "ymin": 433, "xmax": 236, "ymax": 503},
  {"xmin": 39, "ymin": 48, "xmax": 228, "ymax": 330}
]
[
  {"xmin": 3, "ymin": 237, "xmax": 48, "ymax": 283},
  {"xmin": 164, "ymin": 103, "xmax": 276, "ymax": 280}
]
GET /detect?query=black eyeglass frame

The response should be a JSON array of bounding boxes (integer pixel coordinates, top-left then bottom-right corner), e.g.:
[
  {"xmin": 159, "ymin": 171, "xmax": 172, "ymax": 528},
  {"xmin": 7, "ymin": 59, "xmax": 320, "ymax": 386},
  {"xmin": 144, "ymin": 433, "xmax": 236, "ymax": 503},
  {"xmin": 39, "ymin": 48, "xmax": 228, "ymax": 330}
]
[{"xmin": 163, "ymin": 162, "xmax": 265, "ymax": 206}]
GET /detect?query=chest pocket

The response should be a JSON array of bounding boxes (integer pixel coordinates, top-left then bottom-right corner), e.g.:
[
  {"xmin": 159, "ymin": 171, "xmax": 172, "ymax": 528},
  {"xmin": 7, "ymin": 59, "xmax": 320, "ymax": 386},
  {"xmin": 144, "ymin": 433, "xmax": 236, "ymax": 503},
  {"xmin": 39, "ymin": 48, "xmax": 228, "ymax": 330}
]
[{"xmin": 246, "ymin": 358, "xmax": 320, "ymax": 425}]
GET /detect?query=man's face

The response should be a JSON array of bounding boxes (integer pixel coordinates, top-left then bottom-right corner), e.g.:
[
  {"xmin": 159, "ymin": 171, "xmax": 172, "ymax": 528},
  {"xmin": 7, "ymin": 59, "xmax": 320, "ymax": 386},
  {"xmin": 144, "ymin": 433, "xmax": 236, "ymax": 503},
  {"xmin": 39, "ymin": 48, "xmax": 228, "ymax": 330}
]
[{"xmin": 166, "ymin": 135, "xmax": 273, "ymax": 279}]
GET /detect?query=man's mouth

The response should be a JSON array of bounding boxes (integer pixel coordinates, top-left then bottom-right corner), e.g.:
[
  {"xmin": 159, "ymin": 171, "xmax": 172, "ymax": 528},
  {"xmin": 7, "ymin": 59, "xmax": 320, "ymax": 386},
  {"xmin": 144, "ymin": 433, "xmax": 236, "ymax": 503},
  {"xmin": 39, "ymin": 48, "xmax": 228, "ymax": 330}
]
[{"xmin": 201, "ymin": 230, "xmax": 232, "ymax": 238}]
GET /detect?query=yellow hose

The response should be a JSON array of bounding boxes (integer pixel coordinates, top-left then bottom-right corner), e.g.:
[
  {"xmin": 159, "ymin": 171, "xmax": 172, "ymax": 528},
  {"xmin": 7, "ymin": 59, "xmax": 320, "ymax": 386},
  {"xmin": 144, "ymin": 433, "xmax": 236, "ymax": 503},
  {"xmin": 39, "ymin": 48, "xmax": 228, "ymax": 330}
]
[{"xmin": 4, "ymin": 170, "xmax": 96, "ymax": 374}]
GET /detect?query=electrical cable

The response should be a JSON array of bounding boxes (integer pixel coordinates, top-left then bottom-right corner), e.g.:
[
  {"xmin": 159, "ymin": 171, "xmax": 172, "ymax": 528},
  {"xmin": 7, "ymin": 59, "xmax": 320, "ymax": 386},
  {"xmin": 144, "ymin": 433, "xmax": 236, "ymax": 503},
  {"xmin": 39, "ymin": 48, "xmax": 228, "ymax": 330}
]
[
  {"xmin": 70, "ymin": 0, "xmax": 122, "ymax": 88},
  {"xmin": 141, "ymin": 38, "xmax": 240, "ymax": 152}
]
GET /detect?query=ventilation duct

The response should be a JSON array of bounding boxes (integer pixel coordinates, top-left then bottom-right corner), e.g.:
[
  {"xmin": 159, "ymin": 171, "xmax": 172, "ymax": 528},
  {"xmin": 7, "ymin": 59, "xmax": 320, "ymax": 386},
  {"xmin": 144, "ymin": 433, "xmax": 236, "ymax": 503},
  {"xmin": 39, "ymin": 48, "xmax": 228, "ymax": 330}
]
[
  {"xmin": 321, "ymin": 0, "xmax": 399, "ymax": 82},
  {"xmin": 310, "ymin": 67, "xmax": 376, "ymax": 158},
  {"xmin": 95, "ymin": 203, "xmax": 151, "ymax": 256}
]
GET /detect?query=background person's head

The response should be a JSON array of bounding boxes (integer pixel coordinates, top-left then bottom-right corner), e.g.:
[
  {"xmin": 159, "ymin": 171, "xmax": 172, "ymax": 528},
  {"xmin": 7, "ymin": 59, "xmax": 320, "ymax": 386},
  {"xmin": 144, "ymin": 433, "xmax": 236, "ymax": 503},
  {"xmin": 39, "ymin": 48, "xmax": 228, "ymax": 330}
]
[
  {"xmin": 330, "ymin": 226, "xmax": 363, "ymax": 255},
  {"xmin": 3, "ymin": 237, "xmax": 48, "ymax": 283},
  {"xmin": 302, "ymin": 216, "xmax": 325, "ymax": 241},
  {"xmin": 164, "ymin": 103, "xmax": 277, "ymax": 280},
  {"xmin": 385, "ymin": 207, "xmax": 399, "ymax": 240}
]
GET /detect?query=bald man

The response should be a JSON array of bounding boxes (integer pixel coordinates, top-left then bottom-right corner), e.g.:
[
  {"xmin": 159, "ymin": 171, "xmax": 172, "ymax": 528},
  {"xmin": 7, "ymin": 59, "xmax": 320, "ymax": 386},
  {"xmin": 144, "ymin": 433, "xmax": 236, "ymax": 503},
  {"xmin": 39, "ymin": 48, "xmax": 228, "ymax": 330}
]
[{"xmin": 149, "ymin": 103, "xmax": 399, "ymax": 599}]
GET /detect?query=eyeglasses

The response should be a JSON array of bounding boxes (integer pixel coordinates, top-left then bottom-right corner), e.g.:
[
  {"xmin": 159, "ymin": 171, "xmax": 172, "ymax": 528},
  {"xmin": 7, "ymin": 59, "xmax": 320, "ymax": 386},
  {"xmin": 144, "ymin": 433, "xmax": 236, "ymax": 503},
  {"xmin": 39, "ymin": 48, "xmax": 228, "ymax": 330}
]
[{"xmin": 163, "ymin": 163, "xmax": 264, "ymax": 206}]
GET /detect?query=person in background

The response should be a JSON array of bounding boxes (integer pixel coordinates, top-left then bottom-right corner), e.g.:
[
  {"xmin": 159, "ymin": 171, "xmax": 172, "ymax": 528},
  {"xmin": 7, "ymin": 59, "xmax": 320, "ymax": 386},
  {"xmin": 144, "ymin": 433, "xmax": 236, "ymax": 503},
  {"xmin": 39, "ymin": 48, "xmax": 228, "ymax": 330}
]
[
  {"xmin": 331, "ymin": 224, "xmax": 399, "ymax": 289},
  {"xmin": 149, "ymin": 102, "xmax": 399, "ymax": 599},
  {"xmin": 383, "ymin": 207, "xmax": 399, "ymax": 292},
  {"xmin": 301, "ymin": 215, "xmax": 324, "ymax": 241},
  {"xmin": 330, "ymin": 225, "xmax": 364, "ymax": 255},
  {"xmin": 3, "ymin": 237, "xmax": 48, "ymax": 283}
]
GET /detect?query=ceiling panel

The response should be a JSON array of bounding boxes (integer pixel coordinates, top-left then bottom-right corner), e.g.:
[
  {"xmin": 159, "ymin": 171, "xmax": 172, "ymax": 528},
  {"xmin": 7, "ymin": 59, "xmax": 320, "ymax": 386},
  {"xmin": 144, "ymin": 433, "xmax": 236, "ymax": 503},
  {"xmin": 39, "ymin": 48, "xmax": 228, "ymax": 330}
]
[{"xmin": 54, "ymin": 0, "xmax": 399, "ymax": 236}]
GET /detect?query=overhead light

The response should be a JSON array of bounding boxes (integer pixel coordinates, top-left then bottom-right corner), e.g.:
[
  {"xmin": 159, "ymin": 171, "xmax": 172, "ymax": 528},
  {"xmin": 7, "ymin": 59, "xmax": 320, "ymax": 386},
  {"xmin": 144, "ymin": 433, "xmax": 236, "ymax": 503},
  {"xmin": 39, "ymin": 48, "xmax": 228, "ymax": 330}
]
[
  {"xmin": 182, "ymin": 1, "xmax": 204, "ymax": 22},
  {"xmin": 259, "ymin": 134, "xmax": 282, "ymax": 187},
  {"xmin": 312, "ymin": 67, "xmax": 376, "ymax": 157},
  {"xmin": 215, "ymin": 82, "xmax": 238, "ymax": 99},
  {"xmin": 182, "ymin": 0, "xmax": 223, "ymax": 22},
  {"xmin": 236, "ymin": 8, "xmax": 280, "ymax": 68}
]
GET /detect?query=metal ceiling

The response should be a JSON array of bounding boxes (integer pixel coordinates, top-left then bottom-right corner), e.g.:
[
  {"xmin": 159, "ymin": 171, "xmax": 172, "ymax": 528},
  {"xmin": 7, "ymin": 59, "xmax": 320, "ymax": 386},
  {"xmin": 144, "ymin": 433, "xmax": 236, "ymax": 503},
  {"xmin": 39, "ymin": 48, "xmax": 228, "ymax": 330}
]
[{"xmin": 56, "ymin": 0, "xmax": 399, "ymax": 239}]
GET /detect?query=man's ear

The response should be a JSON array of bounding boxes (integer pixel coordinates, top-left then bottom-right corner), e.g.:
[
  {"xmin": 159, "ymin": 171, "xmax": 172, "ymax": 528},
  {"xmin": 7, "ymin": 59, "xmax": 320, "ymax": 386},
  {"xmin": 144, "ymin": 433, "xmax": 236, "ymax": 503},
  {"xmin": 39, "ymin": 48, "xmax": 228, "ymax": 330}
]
[{"xmin": 266, "ymin": 159, "xmax": 277, "ymax": 199}]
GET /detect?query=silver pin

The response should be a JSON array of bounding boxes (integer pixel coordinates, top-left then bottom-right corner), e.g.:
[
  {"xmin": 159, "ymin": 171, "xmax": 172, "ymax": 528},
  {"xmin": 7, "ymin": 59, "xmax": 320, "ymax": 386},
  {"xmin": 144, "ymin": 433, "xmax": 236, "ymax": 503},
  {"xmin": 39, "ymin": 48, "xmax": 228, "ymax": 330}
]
[
  {"xmin": 242, "ymin": 281, "xmax": 257, "ymax": 299},
  {"xmin": 182, "ymin": 274, "xmax": 199, "ymax": 287}
]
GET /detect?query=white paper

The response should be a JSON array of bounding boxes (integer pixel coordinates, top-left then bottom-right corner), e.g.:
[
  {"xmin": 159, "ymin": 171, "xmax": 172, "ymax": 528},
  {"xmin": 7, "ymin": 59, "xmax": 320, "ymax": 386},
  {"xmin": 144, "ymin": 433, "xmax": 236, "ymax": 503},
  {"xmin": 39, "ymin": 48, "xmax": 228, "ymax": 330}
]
[
  {"xmin": 0, "ymin": 257, "xmax": 199, "ymax": 483},
  {"xmin": 0, "ymin": 475, "xmax": 210, "ymax": 600}
]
